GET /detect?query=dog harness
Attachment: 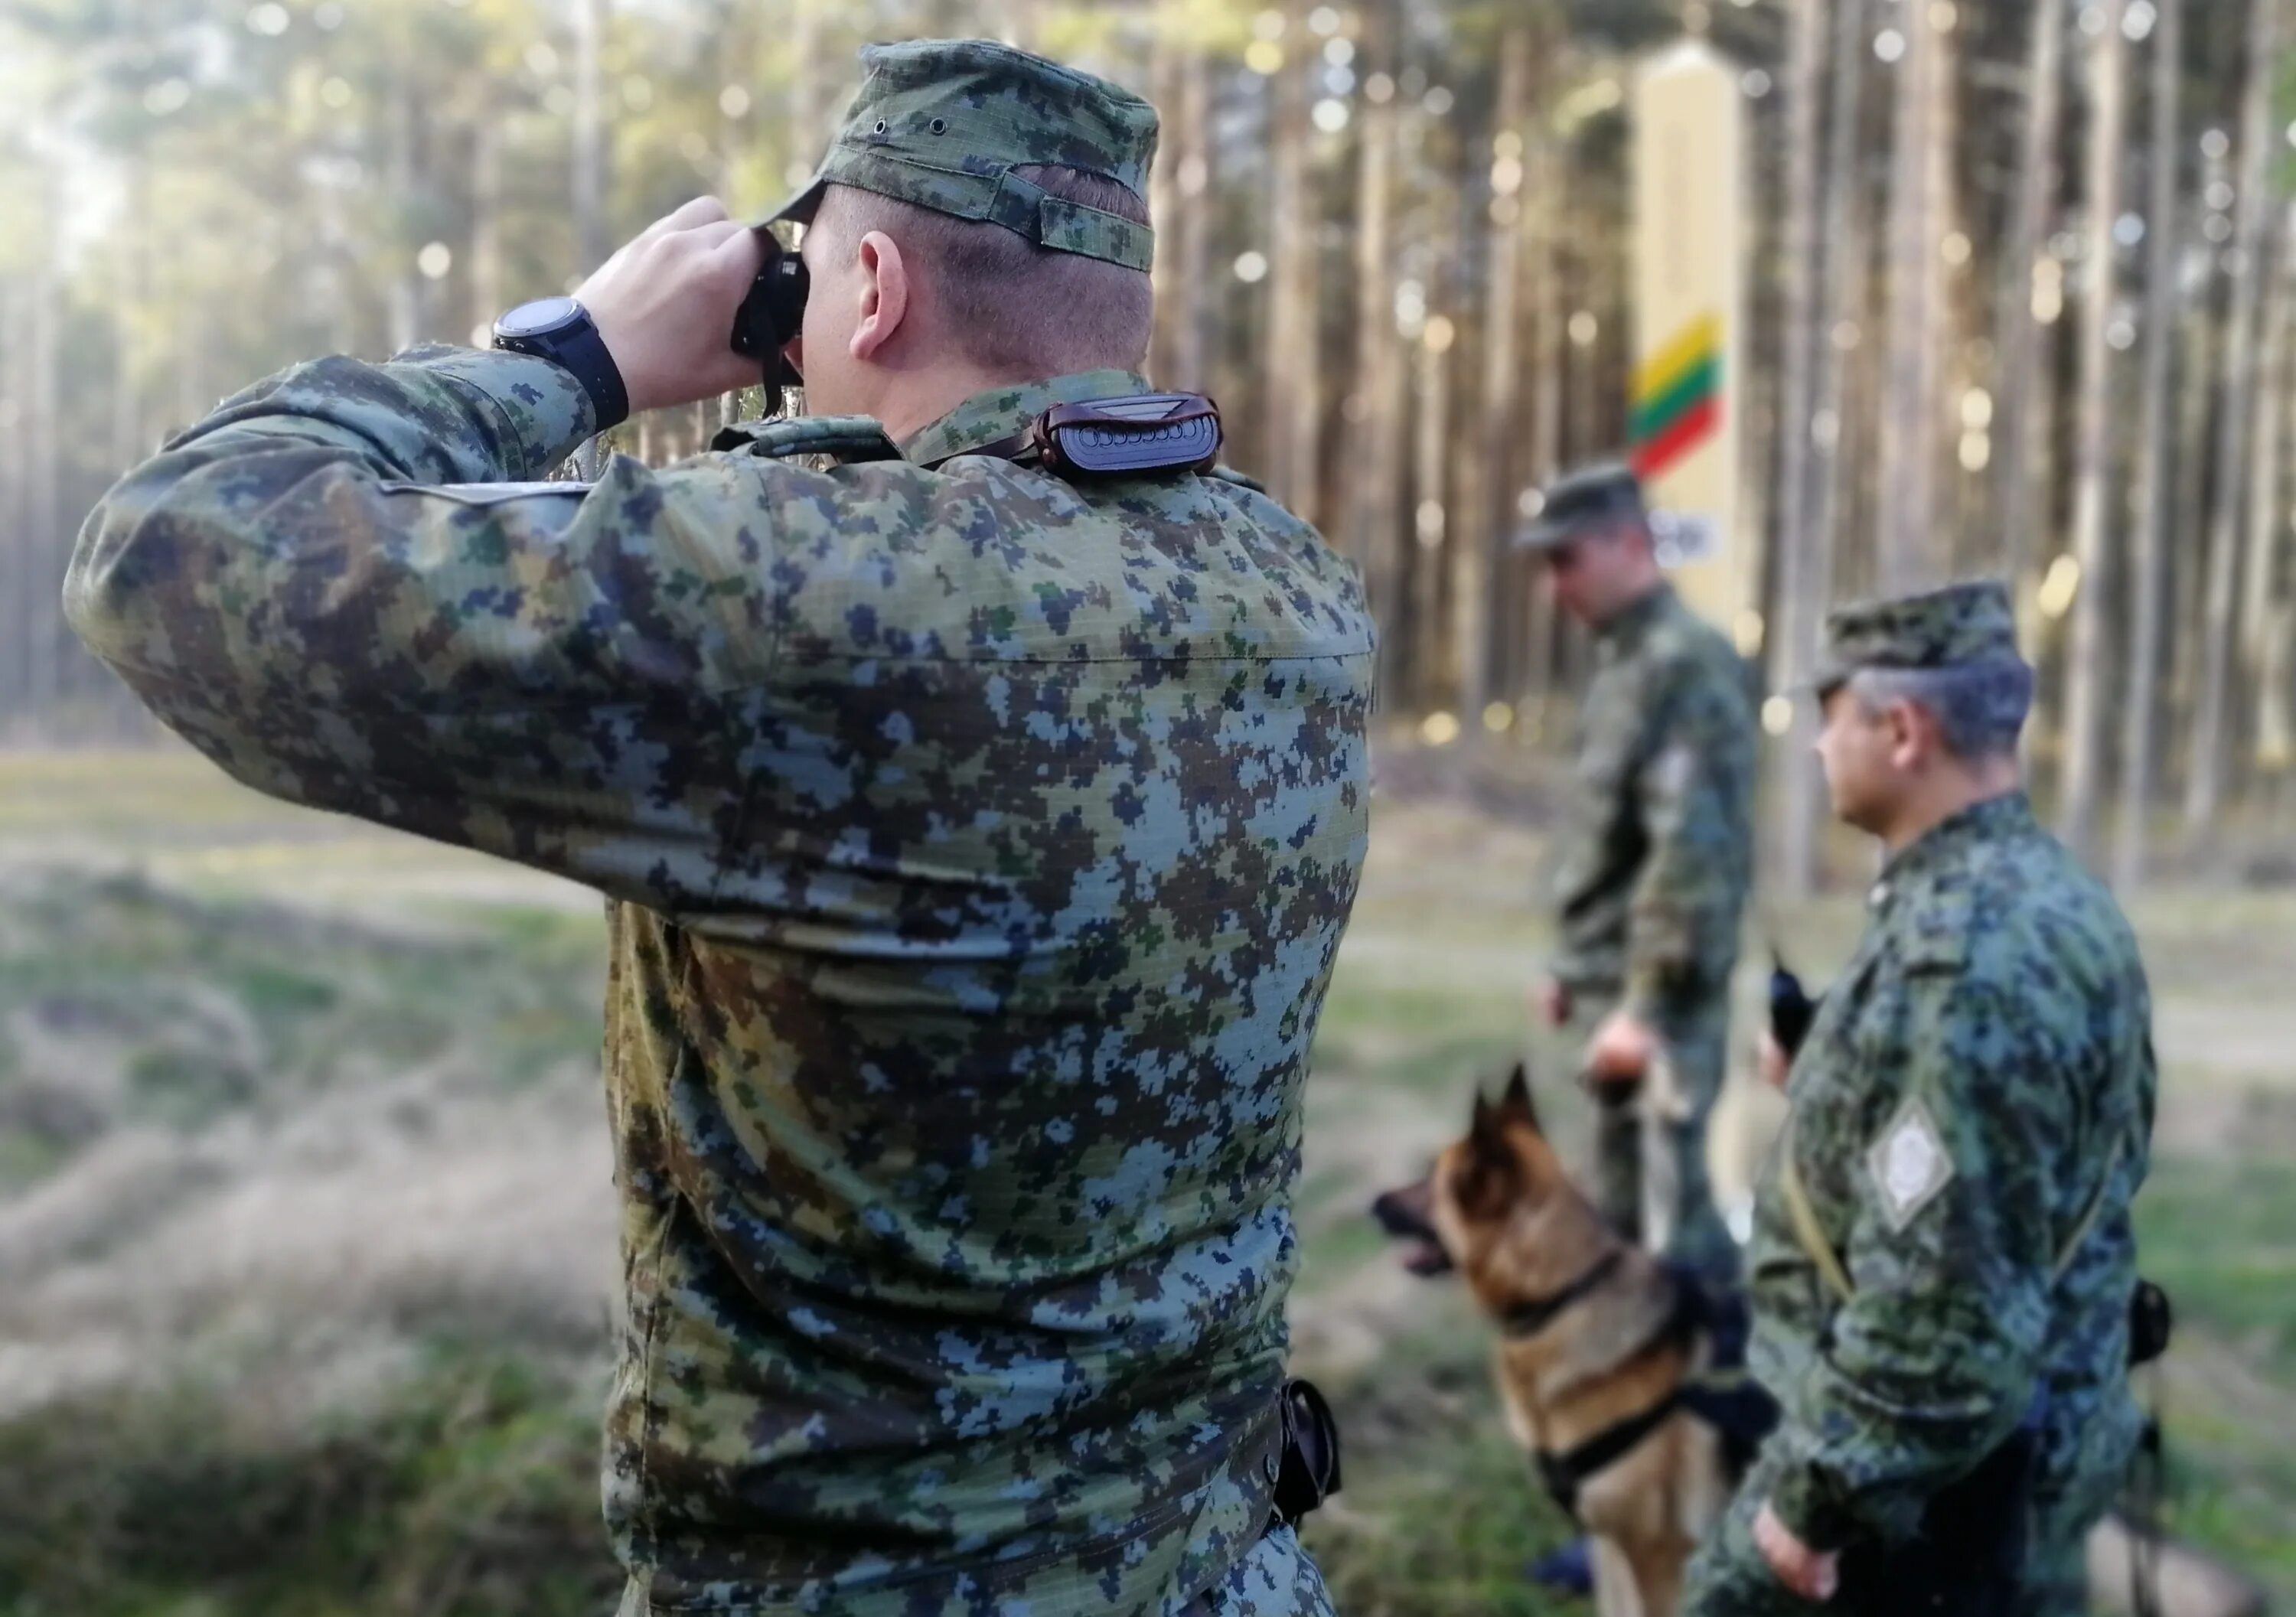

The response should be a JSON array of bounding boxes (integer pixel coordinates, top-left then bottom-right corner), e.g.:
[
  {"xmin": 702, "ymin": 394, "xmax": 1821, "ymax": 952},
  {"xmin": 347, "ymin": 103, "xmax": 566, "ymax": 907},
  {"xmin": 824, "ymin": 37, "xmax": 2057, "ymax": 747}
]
[{"xmin": 1519, "ymin": 1263, "xmax": 1779, "ymax": 1521}]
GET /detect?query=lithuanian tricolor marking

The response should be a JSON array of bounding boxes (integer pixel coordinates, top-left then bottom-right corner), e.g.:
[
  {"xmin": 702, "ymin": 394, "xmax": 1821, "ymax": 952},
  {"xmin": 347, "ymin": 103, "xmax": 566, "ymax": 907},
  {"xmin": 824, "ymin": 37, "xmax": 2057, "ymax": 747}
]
[{"xmin": 1629, "ymin": 311, "xmax": 1723, "ymax": 481}]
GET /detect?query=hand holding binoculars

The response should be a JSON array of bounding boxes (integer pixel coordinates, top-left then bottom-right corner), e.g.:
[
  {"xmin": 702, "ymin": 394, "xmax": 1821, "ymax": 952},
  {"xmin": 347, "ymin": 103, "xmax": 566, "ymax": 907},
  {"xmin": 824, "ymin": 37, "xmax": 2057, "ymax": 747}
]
[{"xmin": 729, "ymin": 232, "xmax": 808, "ymax": 397}]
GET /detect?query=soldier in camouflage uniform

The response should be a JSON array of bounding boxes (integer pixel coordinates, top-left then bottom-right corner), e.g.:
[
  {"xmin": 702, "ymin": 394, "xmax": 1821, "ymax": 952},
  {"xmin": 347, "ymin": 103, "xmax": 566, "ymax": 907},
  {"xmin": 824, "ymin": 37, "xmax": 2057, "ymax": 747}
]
[
  {"xmin": 1684, "ymin": 581, "xmax": 2156, "ymax": 1616},
  {"xmin": 66, "ymin": 40, "xmax": 1371, "ymax": 1617},
  {"xmin": 1519, "ymin": 465, "xmax": 1756, "ymax": 1286}
]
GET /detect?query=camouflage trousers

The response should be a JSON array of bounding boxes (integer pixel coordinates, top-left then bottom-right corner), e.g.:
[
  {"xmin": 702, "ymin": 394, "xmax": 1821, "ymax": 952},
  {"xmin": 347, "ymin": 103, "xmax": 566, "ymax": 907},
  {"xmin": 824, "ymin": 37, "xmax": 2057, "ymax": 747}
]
[
  {"xmin": 1184, "ymin": 1524, "xmax": 1335, "ymax": 1616},
  {"xmin": 1557, "ymin": 988, "xmax": 1737, "ymax": 1285}
]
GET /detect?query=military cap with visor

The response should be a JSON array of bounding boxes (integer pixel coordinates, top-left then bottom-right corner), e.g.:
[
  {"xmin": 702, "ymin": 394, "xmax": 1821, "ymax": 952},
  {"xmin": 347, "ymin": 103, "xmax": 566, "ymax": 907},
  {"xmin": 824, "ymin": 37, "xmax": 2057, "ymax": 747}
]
[
  {"xmin": 1811, "ymin": 579, "xmax": 2024, "ymax": 698},
  {"xmin": 764, "ymin": 38, "xmax": 1158, "ymax": 272},
  {"xmin": 1515, "ymin": 461, "xmax": 1649, "ymax": 552}
]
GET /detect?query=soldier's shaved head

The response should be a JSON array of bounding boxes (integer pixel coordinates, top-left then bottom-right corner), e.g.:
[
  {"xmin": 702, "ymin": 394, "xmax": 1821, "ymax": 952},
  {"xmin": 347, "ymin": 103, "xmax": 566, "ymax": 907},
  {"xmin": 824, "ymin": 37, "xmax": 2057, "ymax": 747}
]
[{"xmin": 810, "ymin": 167, "xmax": 1153, "ymax": 379}]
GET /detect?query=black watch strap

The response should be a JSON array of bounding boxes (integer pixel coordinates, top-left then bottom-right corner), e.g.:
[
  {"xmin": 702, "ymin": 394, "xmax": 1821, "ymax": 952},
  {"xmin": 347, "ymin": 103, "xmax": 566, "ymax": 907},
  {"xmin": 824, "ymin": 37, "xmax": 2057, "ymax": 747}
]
[{"xmin": 492, "ymin": 302, "xmax": 630, "ymax": 433}]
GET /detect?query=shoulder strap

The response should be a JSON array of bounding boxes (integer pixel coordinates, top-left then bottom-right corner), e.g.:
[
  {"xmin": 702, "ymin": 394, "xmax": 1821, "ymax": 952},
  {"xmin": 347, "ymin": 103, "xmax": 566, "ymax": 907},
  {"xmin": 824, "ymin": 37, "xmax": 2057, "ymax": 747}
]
[
  {"xmin": 1776, "ymin": 1122, "xmax": 1855, "ymax": 1303},
  {"xmin": 2049, "ymin": 1135, "xmax": 2128, "ymax": 1282},
  {"xmin": 1208, "ymin": 464, "xmax": 1267, "ymax": 493},
  {"xmin": 712, "ymin": 414, "xmax": 901, "ymax": 464}
]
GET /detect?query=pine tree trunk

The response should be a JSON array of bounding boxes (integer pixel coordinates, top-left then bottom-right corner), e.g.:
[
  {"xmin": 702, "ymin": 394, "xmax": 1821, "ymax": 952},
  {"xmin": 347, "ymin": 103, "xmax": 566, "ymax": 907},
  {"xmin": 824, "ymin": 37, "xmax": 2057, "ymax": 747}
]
[
  {"xmin": 1263, "ymin": 1, "xmax": 1320, "ymax": 525},
  {"xmin": 1146, "ymin": 8, "xmax": 1182, "ymax": 387},
  {"xmin": 1993, "ymin": 0, "xmax": 2066, "ymax": 611},
  {"xmin": 1413, "ymin": 328, "xmax": 1452, "ymax": 716},
  {"xmin": 1522, "ymin": 113, "xmax": 1567, "ymax": 711},
  {"xmin": 387, "ymin": 71, "xmax": 420, "ymax": 354},
  {"xmin": 1172, "ymin": 47, "xmax": 1215, "ymax": 393},
  {"xmin": 1779, "ymin": 0, "xmax": 1869, "ymax": 893},
  {"xmin": 788, "ymin": 0, "xmax": 828, "ymax": 191},
  {"xmin": 2170, "ymin": 185, "xmax": 2220, "ymax": 763},
  {"xmin": 112, "ymin": 156, "xmax": 147, "ymax": 472},
  {"xmin": 1769, "ymin": 0, "xmax": 1829, "ymax": 895},
  {"xmin": 2187, "ymin": 0, "xmax": 2283, "ymax": 835},
  {"xmin": 2239, "ymin": 205, "xmax": 2294, "ymax": 781},
  {"xmin": 471, "ymin": 112, "xmax": 504, "ymax": 342},
  {"xmin": 1876, "ymin": 0, "xmax": 1952, "ymax": 592},
  {"xmin": 572, "ymin": 0, "xmax": 607, "ymax": 272},
  {"xmin": 2114, "ymin": 0, "xmax": 2184, "ymax": 888},
  {"xmin": 1413, "ymin": 189, "xmax": 1461, "ymax": 716},
  {"xmin": 1458, "ymin": 23, "xmax": 1531, "ymax": 739},
  {"xmin": 27, "ymin": 252, "xmax": 63, "ymax": 716},
  {"xmin": 2059, "ymin": 0, "xmax": 2130, "ymax": 860},
  {"xmin": 0, "ymin": 277, "xmax": 28, "ymax": 722},
  {"xmin": 1348, "ymin": 0, "xmax": 1407, "ymax": 699}
]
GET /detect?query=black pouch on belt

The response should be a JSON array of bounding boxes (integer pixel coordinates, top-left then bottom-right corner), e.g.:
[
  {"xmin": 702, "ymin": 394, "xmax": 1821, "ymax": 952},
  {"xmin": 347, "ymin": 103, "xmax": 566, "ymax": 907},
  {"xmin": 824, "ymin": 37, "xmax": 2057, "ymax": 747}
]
[{"xmin": 1269, "ymin": 1378, "xmax": 1342, "ymax": 1528}]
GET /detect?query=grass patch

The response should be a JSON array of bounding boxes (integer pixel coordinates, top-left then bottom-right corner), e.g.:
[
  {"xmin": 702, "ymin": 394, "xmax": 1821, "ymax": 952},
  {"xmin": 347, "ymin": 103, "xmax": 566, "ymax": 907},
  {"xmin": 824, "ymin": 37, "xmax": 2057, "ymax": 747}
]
[
  {"xmin": 1304, "ymin": 1312, "xmax": 1577, "ymax": 1617},
  {"xmin": 0, "ymin": 1343, "xmax": 618, "ymax": 1617},
  {"xmin": 0, "ymin": 871, "xmax": 605, "ymax": 1187}
]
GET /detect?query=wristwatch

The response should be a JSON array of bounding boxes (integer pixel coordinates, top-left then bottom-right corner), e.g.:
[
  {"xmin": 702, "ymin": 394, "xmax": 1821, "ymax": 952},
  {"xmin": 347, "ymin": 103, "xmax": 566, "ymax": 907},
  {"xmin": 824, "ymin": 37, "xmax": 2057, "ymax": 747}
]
[{"xmin": 491, "ymin": 296, "xmax": 629, "ymax": 432}]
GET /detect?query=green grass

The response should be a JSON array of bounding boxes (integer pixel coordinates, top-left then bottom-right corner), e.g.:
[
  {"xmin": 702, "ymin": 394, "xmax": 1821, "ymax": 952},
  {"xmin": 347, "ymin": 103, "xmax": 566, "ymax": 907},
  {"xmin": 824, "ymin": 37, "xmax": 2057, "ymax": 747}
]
[
  {"xmin": 1305, "ymin": 1313, "xmax": 1577, "ymax": 1617},
  {"xmin": 0, "ymin": 870, "xmax": 604, "ymax": 1188},
  {"xmin": 0, "ymin": 1344, "xmax": 618, "ymax": 1617}
]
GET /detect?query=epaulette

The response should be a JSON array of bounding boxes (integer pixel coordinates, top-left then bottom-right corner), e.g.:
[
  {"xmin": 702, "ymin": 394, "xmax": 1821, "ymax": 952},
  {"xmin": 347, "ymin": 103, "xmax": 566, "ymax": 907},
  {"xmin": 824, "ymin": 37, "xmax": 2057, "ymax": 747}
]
[
  {"xmin": 1208, "ymin": 465, "xmax": 1267, "ymax": 494},
  {"xmin": 712, "ymin": 414, "xmax": 902, "ymax": 465}
]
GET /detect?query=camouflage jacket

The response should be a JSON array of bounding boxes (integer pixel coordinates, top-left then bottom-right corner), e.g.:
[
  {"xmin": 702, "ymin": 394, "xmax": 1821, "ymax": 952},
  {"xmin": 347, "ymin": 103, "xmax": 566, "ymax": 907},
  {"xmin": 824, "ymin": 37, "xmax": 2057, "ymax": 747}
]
[
  {"xmin": 1547, "ymin": 583, "xmax": 1755, "ymax": 1018},
  {"xmin": 1744, "ymin": 793, "xmax": 2155, "ymax": 1553},
  {"xmin": 64, "ymin": 349, "xmax": 1376, "ymax": 1614}
]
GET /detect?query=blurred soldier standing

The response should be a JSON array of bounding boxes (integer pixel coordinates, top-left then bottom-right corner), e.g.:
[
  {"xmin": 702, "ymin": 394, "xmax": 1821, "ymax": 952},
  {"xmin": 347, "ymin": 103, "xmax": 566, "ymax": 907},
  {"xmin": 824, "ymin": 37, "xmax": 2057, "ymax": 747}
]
[
  {"xmin": 64, "ymin": 39, "xmax": 1371, "ymax": 1617},
  {"xmin": 1520, "ymin": 464, "xmax": 1756, "ymax": 1287},
  {"xmin": 1684, "ymin": 581, "xmax": 2156, "ymax": 1617}
]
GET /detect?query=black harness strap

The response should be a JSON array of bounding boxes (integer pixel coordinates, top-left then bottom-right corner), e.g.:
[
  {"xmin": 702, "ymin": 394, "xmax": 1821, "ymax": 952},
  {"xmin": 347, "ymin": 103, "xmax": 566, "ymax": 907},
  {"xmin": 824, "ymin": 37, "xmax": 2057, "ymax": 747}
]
[
  {"xmin": 1530, "ymin": 1271, "xmax": 1779, "ymax": 1520},
  {"xmin": 1498, "ymin": 1250, "xmax": 1626, "ymax": 1340}
]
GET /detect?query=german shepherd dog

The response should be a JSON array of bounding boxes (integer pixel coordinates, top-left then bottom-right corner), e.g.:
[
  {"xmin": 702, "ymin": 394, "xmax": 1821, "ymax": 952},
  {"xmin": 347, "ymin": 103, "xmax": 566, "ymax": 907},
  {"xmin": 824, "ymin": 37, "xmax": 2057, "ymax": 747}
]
[{"xmin": 1372, "ymin": 1064, "xmax": 1762, "ymax": 1617}]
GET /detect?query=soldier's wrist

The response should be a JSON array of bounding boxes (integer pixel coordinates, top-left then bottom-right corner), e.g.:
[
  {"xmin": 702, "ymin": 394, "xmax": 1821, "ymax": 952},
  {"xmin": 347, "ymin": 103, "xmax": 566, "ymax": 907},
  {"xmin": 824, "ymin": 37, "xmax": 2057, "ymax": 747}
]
[
  {"xmin": 412, "ymin": 348, "xmax": 602, "ymax": 478},
  {"xmin": 1766, "ymin": 1466, "xmax": 1855, "ymax": 1556}
]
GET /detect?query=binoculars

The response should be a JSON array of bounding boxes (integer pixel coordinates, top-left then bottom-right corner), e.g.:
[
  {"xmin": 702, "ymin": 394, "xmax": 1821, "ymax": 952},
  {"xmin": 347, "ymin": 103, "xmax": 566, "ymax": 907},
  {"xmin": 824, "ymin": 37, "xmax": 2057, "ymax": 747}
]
[{"xmin": 728, "ymin": 232, "xmax": 808, "ymax": 394}]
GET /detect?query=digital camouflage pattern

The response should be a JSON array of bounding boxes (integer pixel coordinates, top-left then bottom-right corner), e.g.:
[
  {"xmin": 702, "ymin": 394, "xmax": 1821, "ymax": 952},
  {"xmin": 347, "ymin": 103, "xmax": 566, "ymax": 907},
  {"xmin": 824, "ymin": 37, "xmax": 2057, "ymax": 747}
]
[
  {"xmin": 1684, "ymin": 792, "xmax": 2156, "ymax": 1617},
  {"xmin": 1811, "ymin": 577, "xmax": 2020, "ymax": 695},
  {"xmin": 64, "ymin": 346, "xmax": 1373, "ymax": 1616},
  {"xmin": 767, "ymin": 39, "xmax": 1159, "ymax": 271},
  {"xmin": 1546, "ymin": 582, "xmax": 1756, "ymax": 1277}
]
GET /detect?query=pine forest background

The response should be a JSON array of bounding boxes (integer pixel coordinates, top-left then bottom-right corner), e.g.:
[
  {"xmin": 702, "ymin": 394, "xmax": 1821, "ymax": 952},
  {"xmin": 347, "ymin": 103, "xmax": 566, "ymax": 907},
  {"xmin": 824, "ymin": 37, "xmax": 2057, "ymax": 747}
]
[{"xmin": 6, "ymin": 0, "xmax": 2296, "ymax": 886}]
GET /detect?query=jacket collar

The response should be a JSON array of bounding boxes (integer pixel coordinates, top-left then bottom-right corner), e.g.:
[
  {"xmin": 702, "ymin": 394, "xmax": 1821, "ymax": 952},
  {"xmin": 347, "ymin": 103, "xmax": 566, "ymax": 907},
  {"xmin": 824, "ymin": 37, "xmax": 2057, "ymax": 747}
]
[{"xmin": 898, "ymin": 369, "xmax": 1150, "ymax": 466}]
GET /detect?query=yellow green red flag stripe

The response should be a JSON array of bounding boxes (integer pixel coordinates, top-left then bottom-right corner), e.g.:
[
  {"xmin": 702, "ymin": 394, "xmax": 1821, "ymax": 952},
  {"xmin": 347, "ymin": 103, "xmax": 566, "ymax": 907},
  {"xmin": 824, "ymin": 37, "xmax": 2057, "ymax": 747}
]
[{"xmin": 1630, "ymin": 311, "xmax": 1724, "ymax": 481}]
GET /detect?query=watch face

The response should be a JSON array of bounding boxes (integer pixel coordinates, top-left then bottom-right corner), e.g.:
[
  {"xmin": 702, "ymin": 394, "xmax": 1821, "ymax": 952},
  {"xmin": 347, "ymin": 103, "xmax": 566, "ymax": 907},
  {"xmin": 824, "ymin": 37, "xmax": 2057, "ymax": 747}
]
[{"xmin": 494, "ymin": 296, "xmax": 580, "ymax": 341}]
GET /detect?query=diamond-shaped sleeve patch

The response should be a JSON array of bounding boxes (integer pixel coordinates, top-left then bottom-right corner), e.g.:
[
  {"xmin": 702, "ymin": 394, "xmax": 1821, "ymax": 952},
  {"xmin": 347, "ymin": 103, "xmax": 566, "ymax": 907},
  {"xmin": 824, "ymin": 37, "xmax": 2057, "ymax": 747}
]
[{"xmin": 1865, "ymin": 1097, "xmax": 1955, "ymax": 1234}]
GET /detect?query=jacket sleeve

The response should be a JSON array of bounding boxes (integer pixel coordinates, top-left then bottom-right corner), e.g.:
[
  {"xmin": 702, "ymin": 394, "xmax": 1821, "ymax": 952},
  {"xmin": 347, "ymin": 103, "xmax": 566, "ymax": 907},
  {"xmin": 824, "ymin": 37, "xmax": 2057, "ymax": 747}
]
[
  {"xmin": 1619, "ymin": 667, "xmax": 1753, "ymax": 1021},
  {"xmin": 64, "ymin": 345, "xmax": 794, "ymax": 913},
  {"xmin": 1763, "ymin": 967, "xmax": 2066, "ymax": 1550}
]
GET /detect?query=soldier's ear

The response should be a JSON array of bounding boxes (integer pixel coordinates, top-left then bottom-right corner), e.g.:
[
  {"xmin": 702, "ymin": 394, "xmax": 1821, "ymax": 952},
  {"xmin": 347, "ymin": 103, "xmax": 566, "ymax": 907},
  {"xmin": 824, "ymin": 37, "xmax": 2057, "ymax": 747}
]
[{"xmin": 1499, "ymin": 1063, "xmax": 1540, "ymax": 1132}]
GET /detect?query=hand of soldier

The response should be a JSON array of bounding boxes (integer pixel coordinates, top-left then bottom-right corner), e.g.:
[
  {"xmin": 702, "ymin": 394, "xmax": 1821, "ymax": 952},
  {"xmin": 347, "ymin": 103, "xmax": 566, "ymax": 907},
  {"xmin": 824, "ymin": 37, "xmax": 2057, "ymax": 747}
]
[
  {"xmin": 1753, "ymin": 1501, "xmax": 1840, "ymax": 1601},
  {"xmin": 1583, "ymin": 1007, "xmax": 1658, "ymax": 1088},
  {"xmin": 1757, "ymin": 1028, "xmax": 1791, "ymax": 1091},
  {"xmin": 1533, "ymin": 976, "xmax": 1573, "ymax": 1029},
  {"xmin": 575, "ymin": 197, "xmax": 768, "ymax": 416}
]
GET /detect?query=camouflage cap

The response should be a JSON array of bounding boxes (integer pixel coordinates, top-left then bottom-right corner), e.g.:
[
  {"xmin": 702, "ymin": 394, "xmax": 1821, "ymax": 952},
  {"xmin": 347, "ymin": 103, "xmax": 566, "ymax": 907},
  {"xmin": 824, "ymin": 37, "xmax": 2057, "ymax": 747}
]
[
  {"xmin": 1812, "ymin": 579, "xmax": 2022, "ymax": 696},
  {"xmin": 1515, "ymin": 461, "xmax": 1647, "ymax": 551},
  {"xmin": 765, "ymin": 38, "xmax": 1157, "ymax": 272}
]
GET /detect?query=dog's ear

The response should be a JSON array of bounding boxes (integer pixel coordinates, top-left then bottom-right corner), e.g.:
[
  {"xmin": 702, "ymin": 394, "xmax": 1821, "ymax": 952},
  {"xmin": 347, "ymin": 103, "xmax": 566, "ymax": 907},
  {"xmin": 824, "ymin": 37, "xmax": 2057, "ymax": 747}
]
[
  {"xmin": 1460, "ymin": 1087, "xmax": 1523, "ymax": 1210},
  {"xmin": 1499, "ymin": 1062, "xmax": 1539, "ymax": 1131},
  {"xmin": 1469, "ymin": 1087, "xmax": 1502, "ymax": 1148}
]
